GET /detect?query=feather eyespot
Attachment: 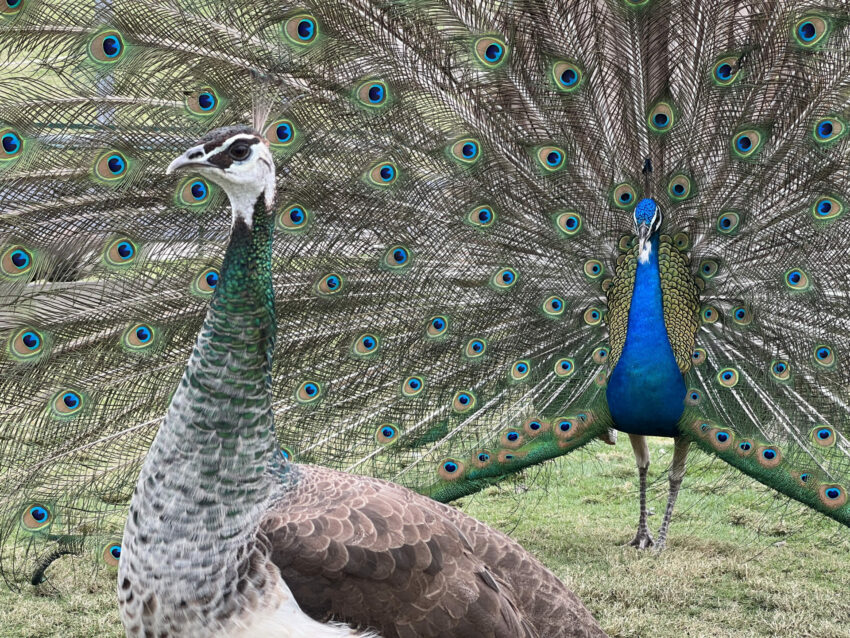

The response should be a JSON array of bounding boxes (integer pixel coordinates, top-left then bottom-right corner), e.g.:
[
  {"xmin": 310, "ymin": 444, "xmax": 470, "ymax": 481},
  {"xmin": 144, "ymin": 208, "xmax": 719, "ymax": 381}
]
[
  {"xmin": 102, "ymin": 542, "xmax": 122, "ymax": 567},
  {"xmin": 438, "ymin": 459, "xmax": 464, "ymax": 481},
  {"xmin": 709, "ymin": 428, "xmax": 735, "ymax": 451},
  {"xmin": 812, "ymin": 196, "xmax": 844, "ymax": 222},
  {"xmin": 501, "ymin": 430, "xmax": 524, "ymax": 449},
  {"xmin": 813, "ymin": 345, "xmax": 835, "ymax": 369},
  {"xmin": 685, "ymin": 389, "xmax": 701, "ymax": 406},
  {"xmin": 701, "ymin": 306, "xmax": 718, "ymax": 323},
  {"xmin": 104, "ymin": 238, "xmax": 137, "ymax": 267},
  {"xmin": 592, "ymin": 346, "xmax": 608, "ymax": 364},
  {"xmin": 472, "ymin": 450, "xmax": 493, "ymax": 468},
  {"xmin": 178, "ymin": 179, "xmax": 210, "ymax": 206},
  {"xmin": 819, "ymin": 485, "xmax": 847, "ymax": 508},
  {"xmin": 284, "ymin": 14, "xmax": 318, "ymax": 45},
  {"xmin": 717, "ymin": 212, "xmax": 741, "ymax": 234},
  {"xmin": 536, "ymin": 146, "xmax": 565, "ymax": 172},
  {"xmin": 810, "ymin": 426, "xmax": 836, "ymax": 448},
  {"xmin": 277, "ymin": 204, "xmax": 311, "ymax": 231},
  {"xmin": 667, "ymin": 174, "xmax": 692, "ymax": 200},
  {"xmin": 552, "ymin": 61, "xmax": 583, "ymax": 92},
  {"xmin": 717, "ymin": 367, "xmax": 739, "ymax": 387},
  {"xmin": 185, "ymin": 88, "xmax": 218, "ymax": 116},
  {"xmin": 523, "ymin": 418, "xmax": 548, "ymax": 436},
  {"xmin": 280, "ymin": 446, "xmax": 294, "ymax": 462},
  {"xmin": 89, "ymin": 31, "xmax": 125, "ymax": 63},
  {"xmin": 769, "ymin": 360, "xmax": 790, "ymax": 381},
  {"xmin": 699, "ymin": 259, "xmax": 719, "ymax": 279},
  {"xmin": 401, "ymin": 375, "xmax": 425, "ymax": 397},
  {"xmin": 731, "ymin": 306, "xmax": 752, "ymax": 326},
  {"xmin": 95, "ymin": 151, "xmax": 128, "ymax": 181},
  {"xmin": 542, "ymin": 295, "xmax": 565, "ymax": 317},
  {"xmin": 672, "ymin": 232, "xmax": 689, "ymax": 250},
  {"xmin": 554, "ymin": 417, "xmax": 581, "ymax": 442},
  {"xmin": 794, "ymin": 15, "xmax": 830, "ymax": 47},
  {"xmin": 450, "ymin": 138, "xmax": 481, "ymax": 165},
  {"xmin": 555, "ymin": 212, "xmax": 582, "ymax": 236},
  {"xmin": 352, "ymin": 333, "xmax": 380, "ymax": 358},
  {"xmin": 193, "ymin": 267, "xmax": 219, "ymax": 295},
  {"xmin": 732, "ymin": 129, "xmax": 764, "ymax": 159},
  {"xmin": 691, "ymin": 348, "xmax": 706, "ymax": 366},
  {"xmin": 0, "ymin": 129, "xmax": 22, "ymax": 160},
  {"xmin": 452, "ymin": 390, "xmax": 477, "ymax": 413},
  {"xmin": 813, "ymin": 117, "xmax": 846, "ymax": 144},
  {"xmin": 383, "ymin": 245, "xmax": 411, "ymax": 270},
  {"xmin": 554, "ymin": 357, "xmax": 575, "ymax": 377},
  {"xmin": 375, "ymin": 424, "xmax": 399, "ymax": 445},
  {"xmin": 583, "ymin": 307, "xmax": 603, "ymax": 326},
  {"xmin": 367, "ymin": 161, "xmax": 398, "ymax": 187},
  {"xmin": 756, "ymin": 446, "xmax": 782, "ymax": 469},
  {"xmin": 51, "ymin": 390, "xmax": 84, "ymax": 417},
  {"xmin": 612, "ymin": 184, "xmax": 637, "ymax": 209},
  {"xmin": 619, "ymin": 235, "xmax": 636, "ymax": 252},
  {"xmin": 295, "ymin": 380, "xmax": 322, "ymax": 403},
  {"xmin": 265, "ymin": 119, "xmax": 296, "ymax": 147},
  {"xmin": 1, "ymin": 0, "xmax": 23, "ymax": 15},
  {"xmin": 1, "ymin": 245, "xmax": 33, "ymax": 277},
  {"xmin": 583, "ymin": 259, "xmax": 604, "ymax": 279},
  {"xmin": 784, "ymin": 268, "xmax": 810, "ymax": 291},
  {"xmin": 315, "ymin": 273, "xmax": 344, "ymax": 296},
  {"xmin": 491, "ymin": 267, "xmax": 518, "ymax": 290},
  {"xmin": 356, "ymin": 80, "xmax": 388, "ymax": 108},
  {"xmin": 474, "ymin": 36, "xmax": 508, "ymax": 68},
  {"xmin": 425, "ymin": 315, "xmax": 449, "ymax": 339},
  {"xmin": 648, "ymin": 102, "xmax": 675, "ymax": 133},
  {"xmin": 510, "ymin": 359, "xmax": 531, "ymax": 381},
  {"xmin": 736, "ymin": 440, "xmax": 754, "ymax": 457},
  {"xmin": 464, "ymin": 338, "xmax": 487, "ymax": 359},
  {"xmin": 712, "ymin": 56, "xmax": 741, "ymax": 86},
  {"xmin": 21, "ymin": 504, "xmax": 52, "ymax": 531},
  {"xmin": 122, "ymin": 323, "xmax": 156, "ymax": 352},
  {"xmin": 466, "ymin": 205, "xmax": 496, "ymax": 229},
  {"xmin": 9, "ymin": 327, "xmax": 47, "ymax": 361}
]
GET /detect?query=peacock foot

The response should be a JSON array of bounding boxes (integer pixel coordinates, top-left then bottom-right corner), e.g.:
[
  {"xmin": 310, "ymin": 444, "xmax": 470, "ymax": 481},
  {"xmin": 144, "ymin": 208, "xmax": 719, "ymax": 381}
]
[
  {"xmin": 652, "ymin": 538, "xmax": 667, "ymax": 553},
  {"xmin": 627, "ymin": 528, "xmax": 654, "ymax": 550}
]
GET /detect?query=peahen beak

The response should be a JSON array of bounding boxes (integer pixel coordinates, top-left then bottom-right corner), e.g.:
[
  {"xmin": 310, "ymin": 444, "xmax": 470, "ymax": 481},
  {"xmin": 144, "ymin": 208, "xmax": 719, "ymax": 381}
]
[{"xmin": 166, "ymin": 146, "xmax": 209, "ymax": 175}]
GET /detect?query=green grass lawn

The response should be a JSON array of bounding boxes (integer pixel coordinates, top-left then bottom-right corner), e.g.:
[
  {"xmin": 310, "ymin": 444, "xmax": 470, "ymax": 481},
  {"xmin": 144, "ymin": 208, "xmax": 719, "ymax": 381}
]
[{"xmin": 2, "ymin": 438, "xmax": 849, "ymax": 637}]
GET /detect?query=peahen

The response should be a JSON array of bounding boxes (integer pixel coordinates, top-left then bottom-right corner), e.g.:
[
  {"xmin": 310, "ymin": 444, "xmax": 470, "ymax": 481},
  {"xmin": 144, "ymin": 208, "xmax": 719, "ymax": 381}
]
[
  {"xmin": 117, "ymin": 124, "xmax": 606, "ymax": 638},
  {"xmin": 1, "ymin": 0, "xmax": 850, "ymax": 589}
]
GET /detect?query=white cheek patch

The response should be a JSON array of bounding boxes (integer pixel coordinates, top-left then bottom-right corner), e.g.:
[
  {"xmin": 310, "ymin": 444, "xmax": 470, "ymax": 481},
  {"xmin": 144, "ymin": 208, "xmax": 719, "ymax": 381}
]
[{"xmin": 639, "ymin": 238, "xmax": 652, "ymax": 264}]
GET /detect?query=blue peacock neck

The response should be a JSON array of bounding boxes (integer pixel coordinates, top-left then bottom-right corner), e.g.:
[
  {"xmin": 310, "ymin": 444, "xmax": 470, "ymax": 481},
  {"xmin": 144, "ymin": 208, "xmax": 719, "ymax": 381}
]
[{"xmin": 606, "ymin": 234, "xmax": 686, "ymax": 437}]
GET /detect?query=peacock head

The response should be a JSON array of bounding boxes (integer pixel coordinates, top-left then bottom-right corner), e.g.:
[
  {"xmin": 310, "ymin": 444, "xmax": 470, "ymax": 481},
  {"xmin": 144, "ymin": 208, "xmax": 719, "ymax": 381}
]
[
  {"xmin": 167, "ymin": 126, "xmax": 275, "ymax": 226},
  {"xmin": 634, "ymin": 197, "xmax": 662, "ymax": 263}
]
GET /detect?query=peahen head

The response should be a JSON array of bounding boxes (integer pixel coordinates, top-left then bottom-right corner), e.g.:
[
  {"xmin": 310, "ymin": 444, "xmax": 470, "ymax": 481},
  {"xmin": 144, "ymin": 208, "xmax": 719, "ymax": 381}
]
[
  {"xmin": 634, "ymin": 197, "xmax": 662, "ymax": 263},
  {"xmin": 167, "ymin": 126, "xmax": 275, "ymax": 226}
]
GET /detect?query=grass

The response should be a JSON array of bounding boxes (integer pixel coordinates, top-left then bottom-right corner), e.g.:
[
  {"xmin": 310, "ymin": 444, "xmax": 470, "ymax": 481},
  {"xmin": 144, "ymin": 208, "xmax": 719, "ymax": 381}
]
[{"xmin": 2, "ymin": 438, "xmax": 849, "ymax": 637}]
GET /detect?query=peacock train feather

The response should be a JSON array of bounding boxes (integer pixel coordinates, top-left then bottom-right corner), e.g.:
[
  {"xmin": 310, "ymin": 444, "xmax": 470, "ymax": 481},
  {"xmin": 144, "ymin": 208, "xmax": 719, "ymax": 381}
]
[{"xmin": 1, "ymin": 0, "xmax": 850, "ymax": 585}]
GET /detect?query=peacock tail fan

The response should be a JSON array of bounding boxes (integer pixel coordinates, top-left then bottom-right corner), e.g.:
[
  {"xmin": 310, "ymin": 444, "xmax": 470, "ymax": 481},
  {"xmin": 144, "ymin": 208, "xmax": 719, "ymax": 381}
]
[{"xmin": 1, "ymin": 0, "xmax": 849, "ymax": 586}]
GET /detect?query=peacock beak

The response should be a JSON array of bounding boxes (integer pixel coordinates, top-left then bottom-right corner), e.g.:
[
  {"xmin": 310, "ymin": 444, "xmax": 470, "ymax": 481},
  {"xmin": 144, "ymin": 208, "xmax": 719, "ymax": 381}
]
[{"xmin": 166, "ymin": 146, "xmax": 209, "ymax": 175}]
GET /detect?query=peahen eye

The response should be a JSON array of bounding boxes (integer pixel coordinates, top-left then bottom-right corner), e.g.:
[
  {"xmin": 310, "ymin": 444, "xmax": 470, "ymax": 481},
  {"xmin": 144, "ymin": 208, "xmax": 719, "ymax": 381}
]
[{"xmin": 229, "ymin": 143, "xmax": 251, "ymax": 160}]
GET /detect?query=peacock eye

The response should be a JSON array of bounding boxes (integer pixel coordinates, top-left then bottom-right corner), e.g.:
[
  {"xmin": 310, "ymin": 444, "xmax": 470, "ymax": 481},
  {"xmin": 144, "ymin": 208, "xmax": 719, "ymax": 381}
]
[{"xmin": 229, "ymin": 143, "xmax": 251, "ymax": 160}]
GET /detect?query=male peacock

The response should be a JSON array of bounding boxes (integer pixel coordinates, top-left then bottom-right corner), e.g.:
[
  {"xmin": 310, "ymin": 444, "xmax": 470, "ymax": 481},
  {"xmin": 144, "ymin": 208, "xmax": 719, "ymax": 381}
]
[
  {"xmin": 1, "ymin": 0, "xmax": 850, "ymax": 589},
  {"xmin": 117, "ymin": 124, "xmax": 606, "ymax": 638}
]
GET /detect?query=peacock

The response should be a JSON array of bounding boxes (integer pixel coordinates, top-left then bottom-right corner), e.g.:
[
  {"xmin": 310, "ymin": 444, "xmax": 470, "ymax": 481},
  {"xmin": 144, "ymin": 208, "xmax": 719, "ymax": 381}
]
[
  {"xmin": 117, "ymin": 124, "xmax": 607, "ymax": 638},
  {"xmin": 1, "ymin": 0, "xmax": 850, "ymax": 592}
]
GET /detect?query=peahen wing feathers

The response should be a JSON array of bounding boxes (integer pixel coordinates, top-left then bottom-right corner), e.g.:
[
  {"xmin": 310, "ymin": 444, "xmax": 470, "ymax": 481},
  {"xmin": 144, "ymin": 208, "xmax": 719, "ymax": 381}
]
[{"xmin": 1, "ymin": 0, "xmax": 849, "ymax": 586}]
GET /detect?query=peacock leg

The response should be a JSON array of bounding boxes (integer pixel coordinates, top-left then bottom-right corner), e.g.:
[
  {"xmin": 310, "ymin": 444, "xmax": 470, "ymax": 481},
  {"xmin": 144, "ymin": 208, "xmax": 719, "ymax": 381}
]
[
  {"xmin": 654, "ymin": 436, "xmax": 690, "ymax": 551},
  {"xmin": 627, "ymin": 434, "xmax": 654, "ymax": 549}
]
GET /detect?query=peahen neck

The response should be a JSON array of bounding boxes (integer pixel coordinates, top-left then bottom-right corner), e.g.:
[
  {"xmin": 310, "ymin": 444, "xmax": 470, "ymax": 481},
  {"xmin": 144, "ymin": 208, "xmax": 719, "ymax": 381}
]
[{"xmin": 606, "ymin": 234, "xmax": 686, "ymax": 437}]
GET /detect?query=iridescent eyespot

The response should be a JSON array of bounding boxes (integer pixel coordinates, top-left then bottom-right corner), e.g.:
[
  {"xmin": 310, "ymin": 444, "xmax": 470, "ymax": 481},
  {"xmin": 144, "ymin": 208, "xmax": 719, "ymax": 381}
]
[
  {"xmin": 583, "ymin": 259, "xmax": 604, "ymax": 279},
  {"xmin": 356, "ymin": 80, "xmax": 388, "ymax": 108},
  {"xmin": 280, "ymin": 446, "xmax": 294, "ymax": 462},
  {"xmin": 554, "ymin": 357, "xmax": 575, "ymax": 377},
  {"xmin": 95, "ymin": 151, "xmax": 128, "ymax": 181},
  {"xmin": 491, "ymin": 267, "xmax": 518, "ymax": 290},
  {"xmin": 819, "ymin": 484, "xmax": 847, "ymax": 508},
  {"xmin": 757, "ymin": 446, "xmax": 782, "ymax": 468},
  {"xmin": 699, "ymin": 259, "xmax": 719, "ymax": 279},
  {"xmin": 473, "ymin": 450, "xmax": 493, "ymax": 468},
  {"xmin": 691, "ymin": 348, "xmax": 706, "ymax": 366},
  {"xmin": 376, "ymin": 423, "xmax": 399, "ymax": 444},
  {"xmin": 667, "ymin": 174, "xmax": 692, "ymax": 201},
  {"xmin": 1, "ymin": 0, "xmax": 24, "ymax": 15},
  {"xmin": 295, "ymin": 380, "xmax": 322, "ymax": 403},
  {"xmin": 368, "ymin": 161, "xmax": 398, "ymax": 187},
  {"xmin": 717, "ymin": 367, "xmax": 739, "ymax": 387},
  {"xmin": 501, "ymin": 430, "xmax": 523, "ymax": 448},
  {"xmin": 0, "ymin": 128, "xmax": 22, "ymax": 159},
  {"xmin": 315, "ymin": 273, "xmax": 344, "ymax": 296},
  {"xmin": 426, "ymin": 315, "xmax": 449, "ymax": 339},
  {"xmin": 510, "ymin": 360, "xmax": 531, "ymax": 381},
  {"xmin": 717, "ymin": 212, "xmax": 741, "ymax": 234},
  {"xmin": 9, "ymin": 327, "xmax": 46, "ymax": 361},
  {"xmin": 21, "ymin": 504, "xmax": 52, "ymax": 531},
  {"xmin": 536, "ymin": 146, "xmax": 565, "ymax": 172},
  {"xmin": 810, "ymin": 426, "xmax": 836, "ymax": 448},
  {"xmin": 464, "ymin": 338, "xmax": 487, "ymax": 359},
  {"xmin": 554, "ymin": 417, "xmax": 578, "ymax": 440},
  {"xmin": 89, "ymin": 31, "xmax": 125, "ymax": 63},
  {"xmin": 732, "ymin": 129, "xmax": 763, "ymax": 158},
  {"xmin": 542, "ymin": 295, "xmax": 565, "ymax": 317},
  {"xmin": 784, "ymin": 268, "xmax": 810, "ymax": 291},
  {"xmin": 771, "ymin": 360, "xmax": 791, "ymax": 381},
  {"xmin": 794, "ymin": 15, "xmax": 830, "ymax": 47},
  {"xmin": 450, "ymin": 138, "xmax": 481, "ymax": 165},
  {"xmin": 383, "ymin": 245, "xmax": 411, "ymax": 270},
  {"xmin": 178, "ymin": 179, "xmax": 210, "ymax": 206},
  {"xmin": 701, "ymin": 306, "xmax": 718, "ymax": 323},
  {"xmin": 466, "ymin": 205, "xmax": 496, "ymax": 229},
  {"xmin": 439, "ymin": 459, "xmax": 464, "ymax": 480},
  {"xmin": 185, "ymin": 88, "xmax": 218, "ymax": 115},
  {"xmin": 402, "ymin": 375, "xmax": 424, "ymax": 397},
  {"xmin": 673, "ymin": 232, "xmax": 689, "ymax": 250},
  {"xmin": 612, "ymin": 184, "xmax": 637, "ymax": 209},
  {"xmin": 261, "ymin": 118, "xmax": 296, "ymax": 147},
  {"xmin": 583, "ymin": 307, "xmax": 603, "ymax": 326},
  {"xmin": 452, "ymin": 390, "xmax": 477, "ymax": 413},
  {"xmin": 619, "ymin": 235, "xmax": 635, "ymax": 252},
  {"xmin": 123, "ymin": 323, "xmax": 156, "ymax": 352},
  {"xmin": 731, "ymin": 306, "xmax": 752, "ymax": 326},
  {"xmin": 102, "ymin": 542, "xmax": 122, "ymax": 567},
  {"xmin": 353, "ymin": 333, "xmax": 380, "ymax": 357},
  {"xmin": 105, "ymin": 238, "xmax": 137, "ymax": 266},
  {"xmin": 193, "ymin": 267, "xmax": 219, "ymax": 295},
  {"xmin": 474, "ymin": 36, "xmax": 508, "ymax": 68},
  {"xmin": 711, "ymin": 429, "xmax": 735, "ymax": 451},
  {"xmin": 813, "ymin": 117, "xmax": 846, "ymax": 144},
  {"xmin": 1, "ymin": 245, "xmax": 33, "ymax": 277},
  {"xmin": 285, "ymin": 14, "xmax": 318, "ymax": 45},
  {"xmin": 686, "ymin": 389, "xmax": 701, "ymax": 406},
  {"xmin": 524, "ymin": 418, "xmax": 548, "ymax": 436},
  {"xmin": 277, "ymin": 204, "xmax": 311, "ymax": 231},
  {"xmin": 552, "ymin": 61, "xmax": 583, "ymax": 92},
  {"xmin": 648, "ymin": 102, "xmax": 675, "ymax": 133},
  {"xmin": 555, "ymin": 212, "xmax": 582, "ymax": 236},
  {"xmin": 712, "ymin": 56, "xmax": 741, "ymax": 86},
  {"xmin": 51, "ymin": 390, "xmax": 84, "ymax": 417},
  {"xmin": 812, "ymin": 196, "xmax": 844, "ymax": 222},
  {"xmin": 813, "ymin": 345, "xmax": 835, "ymax": 369}
]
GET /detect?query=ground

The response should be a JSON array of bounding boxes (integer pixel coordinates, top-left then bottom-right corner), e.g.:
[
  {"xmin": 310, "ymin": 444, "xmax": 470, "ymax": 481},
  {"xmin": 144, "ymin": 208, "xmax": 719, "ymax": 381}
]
[{"xmin": 2, "ymin": 438, "xmax": 848, "ymax": 638}]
